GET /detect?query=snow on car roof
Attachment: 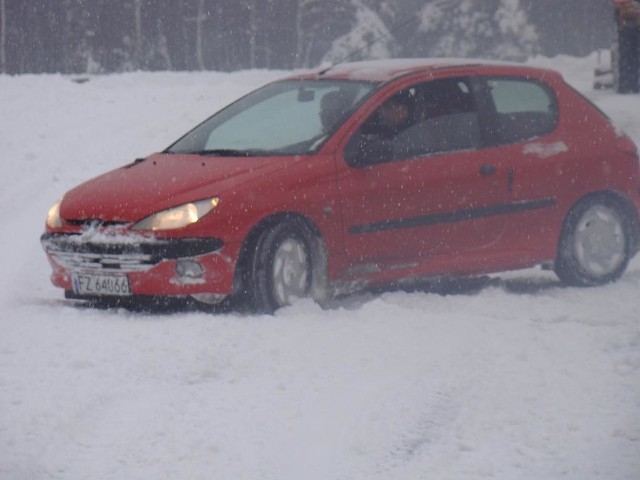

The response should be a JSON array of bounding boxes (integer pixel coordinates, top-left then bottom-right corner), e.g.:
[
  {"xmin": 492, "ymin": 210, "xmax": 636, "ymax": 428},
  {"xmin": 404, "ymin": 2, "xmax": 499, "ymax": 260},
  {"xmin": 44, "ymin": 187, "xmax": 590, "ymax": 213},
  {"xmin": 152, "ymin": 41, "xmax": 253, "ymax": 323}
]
[{"xmin": 289, "ymin": 58, "xmax": 554, "ymax": 83}]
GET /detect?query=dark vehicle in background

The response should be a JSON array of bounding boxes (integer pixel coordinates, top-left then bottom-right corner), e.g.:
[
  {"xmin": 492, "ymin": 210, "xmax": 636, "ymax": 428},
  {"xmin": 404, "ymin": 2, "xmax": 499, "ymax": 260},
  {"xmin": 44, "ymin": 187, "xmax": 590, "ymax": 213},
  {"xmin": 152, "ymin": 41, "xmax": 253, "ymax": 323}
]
[
  {"xmin": 42, "ymin": 59, "xmax": 640, "ymax": 312},
  {"xmin": 613, "ymin": 0, "xmax": 640, "ymax": 93}
]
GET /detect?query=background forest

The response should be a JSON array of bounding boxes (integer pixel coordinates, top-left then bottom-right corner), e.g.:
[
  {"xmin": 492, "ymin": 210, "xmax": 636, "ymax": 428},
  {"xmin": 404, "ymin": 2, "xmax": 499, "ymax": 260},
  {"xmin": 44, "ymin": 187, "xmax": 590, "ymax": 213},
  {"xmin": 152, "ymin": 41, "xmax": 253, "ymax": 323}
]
[{"xmin": 0, "ymin": 0, "xmax": 616, "ymax": 75}]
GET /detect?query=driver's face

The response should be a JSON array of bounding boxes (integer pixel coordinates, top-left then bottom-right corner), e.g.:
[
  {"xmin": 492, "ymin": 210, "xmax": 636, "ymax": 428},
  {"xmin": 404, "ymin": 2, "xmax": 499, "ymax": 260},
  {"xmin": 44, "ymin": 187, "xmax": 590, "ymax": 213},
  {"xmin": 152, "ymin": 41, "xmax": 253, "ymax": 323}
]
[{"xmin": 379, "ymin": 101, "xmax": 409, "ymax": 127}]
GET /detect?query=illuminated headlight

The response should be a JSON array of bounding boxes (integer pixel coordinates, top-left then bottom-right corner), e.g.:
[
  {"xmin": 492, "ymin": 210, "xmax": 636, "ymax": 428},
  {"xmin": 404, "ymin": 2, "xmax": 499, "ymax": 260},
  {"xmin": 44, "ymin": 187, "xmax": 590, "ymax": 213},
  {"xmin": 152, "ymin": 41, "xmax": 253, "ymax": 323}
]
[
  {"xmin": 46, "ymin": 200, "xmax": 63, "ymax": 229},
  {"xmin": 131, "ymin": 198, "xmax": 220, "ymax": 231}
]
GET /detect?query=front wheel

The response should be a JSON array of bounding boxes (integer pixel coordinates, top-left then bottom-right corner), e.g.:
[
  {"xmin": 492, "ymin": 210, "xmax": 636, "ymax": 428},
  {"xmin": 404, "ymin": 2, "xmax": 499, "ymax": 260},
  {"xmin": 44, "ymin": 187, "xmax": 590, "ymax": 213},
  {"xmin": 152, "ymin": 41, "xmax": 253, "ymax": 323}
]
[
  {"xmin": 555, "ymin": 196, "xmax": 635, "ymax": 286},
  {"xmin": 247, "ymin": 221, "xmax": 312, "ymax": 313}
]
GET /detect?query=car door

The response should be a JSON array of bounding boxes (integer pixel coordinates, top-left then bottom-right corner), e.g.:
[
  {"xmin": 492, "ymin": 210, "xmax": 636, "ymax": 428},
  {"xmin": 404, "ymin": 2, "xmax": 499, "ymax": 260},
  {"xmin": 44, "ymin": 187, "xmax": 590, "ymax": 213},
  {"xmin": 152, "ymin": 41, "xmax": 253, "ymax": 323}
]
[
  {"xmin": 476, "ymin": 76, "xmax": 563, "ymax": 261},
  {"xmin": 335, "ymin": 77, "xmax": 512, "ymax": 270}
]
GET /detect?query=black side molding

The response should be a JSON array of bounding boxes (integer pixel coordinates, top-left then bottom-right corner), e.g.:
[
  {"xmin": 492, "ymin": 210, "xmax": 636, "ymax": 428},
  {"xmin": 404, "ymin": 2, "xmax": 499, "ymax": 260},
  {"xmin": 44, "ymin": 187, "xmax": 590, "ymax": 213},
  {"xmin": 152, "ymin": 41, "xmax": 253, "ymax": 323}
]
[{"xmin": 349, "ymin": 198, "xmax": 556, "ymax": 235}]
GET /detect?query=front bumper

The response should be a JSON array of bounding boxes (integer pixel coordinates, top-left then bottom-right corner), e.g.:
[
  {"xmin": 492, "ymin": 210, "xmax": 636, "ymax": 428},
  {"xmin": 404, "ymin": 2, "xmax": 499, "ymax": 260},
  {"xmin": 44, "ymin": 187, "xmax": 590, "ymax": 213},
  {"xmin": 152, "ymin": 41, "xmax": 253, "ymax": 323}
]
[{"xmin": 41, "ymin": 232, "xmax": 237, "ymax": 298}]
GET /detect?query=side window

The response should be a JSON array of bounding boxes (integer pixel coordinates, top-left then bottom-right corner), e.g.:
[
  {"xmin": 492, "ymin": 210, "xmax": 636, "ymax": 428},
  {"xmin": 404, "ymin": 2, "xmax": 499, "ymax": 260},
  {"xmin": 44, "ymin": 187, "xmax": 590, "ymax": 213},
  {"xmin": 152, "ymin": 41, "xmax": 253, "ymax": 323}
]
[
  {"xmin": 486, "ymin": 78, "xmax": 557, "ymax": 144},
  {"xmin": 344, "ymin": 78, "xmax": 481, "ymax": 167}
]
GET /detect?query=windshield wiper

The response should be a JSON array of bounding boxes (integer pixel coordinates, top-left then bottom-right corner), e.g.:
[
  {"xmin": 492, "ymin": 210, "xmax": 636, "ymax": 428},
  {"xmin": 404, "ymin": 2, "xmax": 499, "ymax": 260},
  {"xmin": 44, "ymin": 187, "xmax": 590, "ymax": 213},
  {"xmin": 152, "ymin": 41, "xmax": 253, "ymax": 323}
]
[{"xmin": 193, "ymin": 149, "xmax": 267, "ymax": 157}]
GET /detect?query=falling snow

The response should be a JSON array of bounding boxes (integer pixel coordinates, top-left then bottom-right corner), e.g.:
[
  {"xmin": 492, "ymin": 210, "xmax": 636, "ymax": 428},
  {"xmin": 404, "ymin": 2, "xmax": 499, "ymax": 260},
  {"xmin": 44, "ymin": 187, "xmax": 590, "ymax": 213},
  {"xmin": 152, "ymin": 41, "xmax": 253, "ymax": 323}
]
[{"xmin": 1, "ymin": 54, "xmax": 639, "ymax": 479}]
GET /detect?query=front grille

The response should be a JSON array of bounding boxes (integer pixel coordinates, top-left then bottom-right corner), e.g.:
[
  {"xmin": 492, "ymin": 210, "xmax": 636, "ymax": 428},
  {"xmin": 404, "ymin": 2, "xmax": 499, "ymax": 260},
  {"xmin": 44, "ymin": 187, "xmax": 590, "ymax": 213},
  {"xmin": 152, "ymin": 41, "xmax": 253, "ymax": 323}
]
[
  {"xmin": 65, "ymin": 219, "xmax": 129, "ymax": 227},
  {"xmin": 41, "ymin": 233, "xmax": 224, "ymax": 273},
  {"xmin": 49, "ymin": 251, "xmax": 157, "ymax": 272}
]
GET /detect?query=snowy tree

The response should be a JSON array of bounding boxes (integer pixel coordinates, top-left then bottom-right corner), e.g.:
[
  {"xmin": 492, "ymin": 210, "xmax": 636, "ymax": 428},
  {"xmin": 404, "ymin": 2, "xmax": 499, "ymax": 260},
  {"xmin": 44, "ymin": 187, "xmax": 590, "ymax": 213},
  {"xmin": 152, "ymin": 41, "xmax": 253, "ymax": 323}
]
[
  {"xmin": 295, "ymin": 0, "xmax": 355, "ymax": 67},
  {"xmin": 3, "ymin": 0, "xmax": 615, "ymax": 75},
  {"xmin": 414, "ymin": 0, "xmax": 537, "ymax": 60},
  {"xmin": 493, "ymin": 0, "xmax": 538, "ymax": 59},
  {"xmin": 322, "ymin": 0, "xmax": 396, "ymax": 65}
]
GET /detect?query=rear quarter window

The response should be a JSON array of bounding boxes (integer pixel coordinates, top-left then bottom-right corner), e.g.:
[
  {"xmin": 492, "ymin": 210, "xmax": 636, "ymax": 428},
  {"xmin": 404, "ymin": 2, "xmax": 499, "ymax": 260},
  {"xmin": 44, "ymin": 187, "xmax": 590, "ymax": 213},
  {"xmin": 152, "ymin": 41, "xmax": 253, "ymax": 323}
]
[{"xmin": 486, "ymin": 78, "xmax": 558, "ymax": 145}]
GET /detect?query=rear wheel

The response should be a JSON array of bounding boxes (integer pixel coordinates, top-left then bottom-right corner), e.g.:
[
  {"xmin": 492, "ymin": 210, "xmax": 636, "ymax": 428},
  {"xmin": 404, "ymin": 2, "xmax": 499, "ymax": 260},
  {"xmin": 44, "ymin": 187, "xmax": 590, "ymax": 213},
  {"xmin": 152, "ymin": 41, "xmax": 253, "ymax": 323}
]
[
  {"xmin": 555, "ymin": 196, "xmax": 635, "ymax": 286},
  {"xmin": 247, "ymin": 221, "xmax": 312, "ymax": 313}
]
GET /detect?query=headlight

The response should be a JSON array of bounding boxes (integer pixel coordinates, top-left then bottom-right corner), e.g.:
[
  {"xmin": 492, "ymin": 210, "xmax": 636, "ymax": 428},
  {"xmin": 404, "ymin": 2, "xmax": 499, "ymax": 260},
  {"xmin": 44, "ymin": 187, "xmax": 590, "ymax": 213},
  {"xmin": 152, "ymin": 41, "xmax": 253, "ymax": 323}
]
[
  {"xmin": 46, "ymin": 200, "xmax": 63, "ymax": 229},
  {"xmin": 131, "ymin": 198, "xmax": 220, "ymax": 231}
]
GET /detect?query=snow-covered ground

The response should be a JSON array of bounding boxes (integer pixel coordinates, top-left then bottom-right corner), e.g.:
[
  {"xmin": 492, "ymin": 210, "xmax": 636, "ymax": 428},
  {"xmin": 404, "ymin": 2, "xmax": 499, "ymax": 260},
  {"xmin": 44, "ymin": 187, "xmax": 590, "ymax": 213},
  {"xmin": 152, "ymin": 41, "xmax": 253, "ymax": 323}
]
[{"xmin": 1, "ymin": 54, "xmax": 639, "ymax": 480}]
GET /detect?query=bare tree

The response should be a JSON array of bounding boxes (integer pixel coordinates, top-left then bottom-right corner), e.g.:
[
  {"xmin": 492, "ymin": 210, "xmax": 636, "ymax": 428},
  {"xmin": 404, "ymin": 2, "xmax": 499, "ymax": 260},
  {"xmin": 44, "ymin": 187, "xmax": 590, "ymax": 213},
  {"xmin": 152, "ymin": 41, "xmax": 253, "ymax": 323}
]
[
  {"xmin": 195, "ymin": 0, "xmax": 207, "ymax": 70},
  {"xmin": 294, "ymin": 0, "xmax": 310, "ymax": 66},
  {"xmin": 134, "ymin": 0, "xmax": 143, "ymax": 66},
  {"xmin": 247, "ymin": 0, "xmax": 266, "ymax": 69},
  {"xmin": 183, "ymin": 0, "xmax": 210, "ymax": 70},
  {"xmin": 0, "ymin": 0, "xmax": 6, "ymax": 73}
]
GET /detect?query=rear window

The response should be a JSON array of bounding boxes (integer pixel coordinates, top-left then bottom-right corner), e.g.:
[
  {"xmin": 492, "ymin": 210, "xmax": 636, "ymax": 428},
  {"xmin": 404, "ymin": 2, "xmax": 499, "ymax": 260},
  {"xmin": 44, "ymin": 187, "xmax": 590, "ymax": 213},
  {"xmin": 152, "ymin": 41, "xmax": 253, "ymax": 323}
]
[{"xmin": 486, "ymin": 78, "xmax": 558, "ymax": 144}]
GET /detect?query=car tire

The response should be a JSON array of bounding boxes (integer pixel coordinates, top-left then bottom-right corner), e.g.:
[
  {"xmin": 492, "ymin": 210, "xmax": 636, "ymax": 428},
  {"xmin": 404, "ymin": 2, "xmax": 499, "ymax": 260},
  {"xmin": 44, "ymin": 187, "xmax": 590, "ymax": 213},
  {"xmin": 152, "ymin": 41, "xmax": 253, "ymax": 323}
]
[
  {"xmin": 555, "ymin": 195, "xmax": 635, "ymax": 286},
  {"xmin": 247, "ymin": 221, "xmax": 312, "ymax": 313}
]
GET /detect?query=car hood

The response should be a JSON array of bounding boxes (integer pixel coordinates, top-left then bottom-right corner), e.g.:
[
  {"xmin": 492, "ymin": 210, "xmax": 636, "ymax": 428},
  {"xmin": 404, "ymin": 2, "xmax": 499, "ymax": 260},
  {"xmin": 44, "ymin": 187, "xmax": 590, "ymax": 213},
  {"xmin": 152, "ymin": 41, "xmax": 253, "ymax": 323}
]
[{"xmin": 59, "ymin": 153, "xmax": 295, "ymax": 223}]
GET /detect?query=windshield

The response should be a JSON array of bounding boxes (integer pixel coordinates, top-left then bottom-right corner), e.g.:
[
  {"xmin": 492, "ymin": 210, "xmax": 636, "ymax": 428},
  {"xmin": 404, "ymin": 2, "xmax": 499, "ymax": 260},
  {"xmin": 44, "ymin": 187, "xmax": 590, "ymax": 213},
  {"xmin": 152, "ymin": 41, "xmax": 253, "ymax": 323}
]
[{"xmin": 166, "ymin": 79, "xmax": 375, "ymax": 156}]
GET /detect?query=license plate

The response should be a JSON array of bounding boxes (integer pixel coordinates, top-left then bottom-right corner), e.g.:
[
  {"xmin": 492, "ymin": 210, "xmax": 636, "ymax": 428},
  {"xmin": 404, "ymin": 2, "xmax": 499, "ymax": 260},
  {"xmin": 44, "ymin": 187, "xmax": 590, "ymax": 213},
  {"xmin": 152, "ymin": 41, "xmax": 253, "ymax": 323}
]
[{"xmin": 72, "ymin": 273, "xmax": 132, "ymax": 296}]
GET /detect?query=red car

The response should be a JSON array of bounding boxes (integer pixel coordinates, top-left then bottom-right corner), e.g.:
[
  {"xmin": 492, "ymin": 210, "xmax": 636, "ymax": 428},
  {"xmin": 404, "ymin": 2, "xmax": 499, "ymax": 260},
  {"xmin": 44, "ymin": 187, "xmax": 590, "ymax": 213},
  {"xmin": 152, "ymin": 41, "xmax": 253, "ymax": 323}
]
[{"xmin": 42, "ymin": 59, "xmax": 640, "ymax": 312}]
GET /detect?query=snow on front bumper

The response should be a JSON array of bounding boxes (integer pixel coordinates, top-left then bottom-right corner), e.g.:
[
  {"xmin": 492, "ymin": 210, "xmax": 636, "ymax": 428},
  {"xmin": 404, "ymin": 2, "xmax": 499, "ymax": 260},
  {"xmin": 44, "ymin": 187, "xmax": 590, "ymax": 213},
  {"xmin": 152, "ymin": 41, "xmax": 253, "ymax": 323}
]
[{"xmin": 41, "ymin": 231, "xmax": 236, "ymax": 297}]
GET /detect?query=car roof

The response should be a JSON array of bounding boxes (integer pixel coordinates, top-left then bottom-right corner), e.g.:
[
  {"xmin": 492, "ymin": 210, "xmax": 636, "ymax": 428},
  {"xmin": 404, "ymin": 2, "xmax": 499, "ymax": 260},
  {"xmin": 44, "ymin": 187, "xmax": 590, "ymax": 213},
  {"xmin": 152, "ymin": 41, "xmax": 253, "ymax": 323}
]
[{"xmin": 287, "ymin": 58, "xmax": 561, "ymax": 84}]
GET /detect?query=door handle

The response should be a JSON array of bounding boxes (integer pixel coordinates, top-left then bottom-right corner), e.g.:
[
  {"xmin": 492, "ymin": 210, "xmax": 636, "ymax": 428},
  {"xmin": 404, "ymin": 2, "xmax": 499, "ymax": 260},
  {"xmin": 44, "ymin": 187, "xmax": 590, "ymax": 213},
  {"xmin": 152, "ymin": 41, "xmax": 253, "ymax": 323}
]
[
  {"xmin": 479, "ymin": 164, "xmax": 497, "ymax": 176},
  {"xmin": 507, "ymin": 168, "xmax": 515, "ymax": 192}
]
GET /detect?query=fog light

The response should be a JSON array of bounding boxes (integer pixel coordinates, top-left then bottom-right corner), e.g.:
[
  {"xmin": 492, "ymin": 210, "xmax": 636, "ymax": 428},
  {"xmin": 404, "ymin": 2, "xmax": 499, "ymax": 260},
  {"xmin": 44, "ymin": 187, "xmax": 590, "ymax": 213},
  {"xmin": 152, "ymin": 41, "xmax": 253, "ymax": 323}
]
[{"xmin": 175, "ymin": 260, "xmax": 204, "ymax": 279}]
